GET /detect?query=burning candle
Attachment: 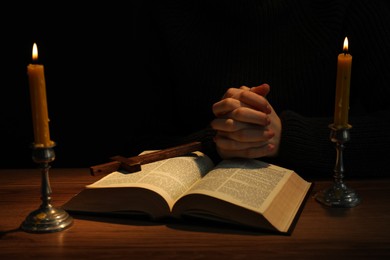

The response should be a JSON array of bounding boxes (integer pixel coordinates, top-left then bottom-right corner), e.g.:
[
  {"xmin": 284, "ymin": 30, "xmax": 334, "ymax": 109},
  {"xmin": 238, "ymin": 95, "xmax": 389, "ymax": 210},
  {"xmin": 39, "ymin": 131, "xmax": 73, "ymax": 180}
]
[
  {"xmin": 333, "ymin": 37, "xmax": 352, "ymax": 128},
  {"xmin": 27, "ymin": 43, "xmax": 54, "ymax": 147}
]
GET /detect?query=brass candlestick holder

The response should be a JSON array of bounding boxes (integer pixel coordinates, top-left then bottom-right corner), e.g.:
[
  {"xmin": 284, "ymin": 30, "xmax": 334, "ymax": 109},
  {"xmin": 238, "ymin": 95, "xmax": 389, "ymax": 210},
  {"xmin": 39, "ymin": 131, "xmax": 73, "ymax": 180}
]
[
  {"xmin": 21, "ymin": 143, "xmax": 73, "ymax": 233},
  {"xmin": 315, "ymin": 124, "xmax": 361, "ymax": 207}
]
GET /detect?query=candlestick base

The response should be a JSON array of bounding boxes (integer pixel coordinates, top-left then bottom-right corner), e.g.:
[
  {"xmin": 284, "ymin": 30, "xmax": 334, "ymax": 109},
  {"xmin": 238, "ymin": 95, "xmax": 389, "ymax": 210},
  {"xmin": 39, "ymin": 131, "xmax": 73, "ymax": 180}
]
[
  {"xmin": 21, "ymin": 205, "xmax": 74, "ymax": 233},
  {"xmin": 314, "ymin": 124, "xmax": 361, "ymax": 208},
  {"xmin": 315, "ymin": 182, "xmax": 361, "ymax": 208},
  {"xmin": 20, "ymin": 144, "xmax": 73, "ymax": 233}
]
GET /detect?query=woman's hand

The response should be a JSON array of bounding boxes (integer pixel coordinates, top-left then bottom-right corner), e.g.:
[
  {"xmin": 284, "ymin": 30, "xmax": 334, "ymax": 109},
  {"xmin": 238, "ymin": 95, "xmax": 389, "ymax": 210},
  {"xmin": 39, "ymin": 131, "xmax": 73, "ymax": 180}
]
[{"xmin": 211, "ymin": 84, "xmax": 281, "ymax": 159}]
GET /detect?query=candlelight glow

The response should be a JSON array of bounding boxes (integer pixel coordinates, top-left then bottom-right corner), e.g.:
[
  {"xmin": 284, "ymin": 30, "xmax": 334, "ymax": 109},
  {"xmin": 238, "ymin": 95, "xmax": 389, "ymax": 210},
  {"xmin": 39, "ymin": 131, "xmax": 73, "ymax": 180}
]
[
  {"xmin": 343, "ymin": 37, "xmax": 349, "ymax": 52},
  {"xmin": 32, "ymin": 43, "xmax": 38, "ymax": 61}
]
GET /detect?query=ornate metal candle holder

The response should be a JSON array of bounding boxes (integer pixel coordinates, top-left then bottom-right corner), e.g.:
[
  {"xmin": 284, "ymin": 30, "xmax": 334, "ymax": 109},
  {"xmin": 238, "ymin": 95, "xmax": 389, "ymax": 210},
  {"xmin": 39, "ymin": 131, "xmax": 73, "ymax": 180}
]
[
  {"xmin": 315, "ymin": 124, "xmax": 361, "ymax": 208},
  {"xmin": 21, "ymin": 143, "xmax": 73, "ymax": 233}
]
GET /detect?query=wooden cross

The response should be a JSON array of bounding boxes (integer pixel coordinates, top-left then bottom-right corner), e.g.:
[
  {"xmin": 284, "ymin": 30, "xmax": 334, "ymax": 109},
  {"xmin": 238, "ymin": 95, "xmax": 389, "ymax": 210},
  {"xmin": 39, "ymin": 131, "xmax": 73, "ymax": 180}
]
[{"xmin": 89, "ymin": 141, "xmax": 203, "ymax": 176}]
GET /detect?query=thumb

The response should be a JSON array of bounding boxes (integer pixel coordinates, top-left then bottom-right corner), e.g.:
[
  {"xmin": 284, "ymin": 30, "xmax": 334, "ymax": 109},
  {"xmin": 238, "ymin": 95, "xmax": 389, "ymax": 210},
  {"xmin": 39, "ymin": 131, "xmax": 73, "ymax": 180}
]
[{"xmin": 251, "ymin": 83, "xmax": 270, "ymax": 97}]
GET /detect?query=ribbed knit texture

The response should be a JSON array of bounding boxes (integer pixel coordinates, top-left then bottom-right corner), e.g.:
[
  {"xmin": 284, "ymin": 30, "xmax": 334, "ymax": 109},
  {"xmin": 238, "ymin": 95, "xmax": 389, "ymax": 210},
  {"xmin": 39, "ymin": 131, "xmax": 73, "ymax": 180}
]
[{"xmin": 133, "ymin": 0, "xmax": 390, "ymax": 177}]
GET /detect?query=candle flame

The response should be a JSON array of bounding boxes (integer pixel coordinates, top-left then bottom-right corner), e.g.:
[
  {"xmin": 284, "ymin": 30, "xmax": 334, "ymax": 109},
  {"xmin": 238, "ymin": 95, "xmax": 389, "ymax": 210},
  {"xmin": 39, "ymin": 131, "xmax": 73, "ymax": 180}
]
[
  {"xmin": 343, "ymin": 37, "xmax": 349, "ymax": 52},
  {"xmin": 32, "ymin": 43, "xmax": 38, "ymax": 61}
]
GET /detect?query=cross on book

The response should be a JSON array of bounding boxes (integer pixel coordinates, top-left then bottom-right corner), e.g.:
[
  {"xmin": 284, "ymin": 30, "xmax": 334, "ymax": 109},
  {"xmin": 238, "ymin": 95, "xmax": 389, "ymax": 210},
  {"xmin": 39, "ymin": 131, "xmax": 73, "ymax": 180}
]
[{"xmin": 89, "ymin": 141, "xmax": 203, "ymax": 176}]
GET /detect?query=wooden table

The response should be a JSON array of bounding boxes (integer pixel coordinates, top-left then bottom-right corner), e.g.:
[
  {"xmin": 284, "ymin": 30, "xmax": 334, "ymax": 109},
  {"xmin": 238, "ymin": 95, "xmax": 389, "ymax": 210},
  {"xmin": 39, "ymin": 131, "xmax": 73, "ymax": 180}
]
[{"xmin": 1, "ymin": 168, "xmax": 389, "ymax": 259}]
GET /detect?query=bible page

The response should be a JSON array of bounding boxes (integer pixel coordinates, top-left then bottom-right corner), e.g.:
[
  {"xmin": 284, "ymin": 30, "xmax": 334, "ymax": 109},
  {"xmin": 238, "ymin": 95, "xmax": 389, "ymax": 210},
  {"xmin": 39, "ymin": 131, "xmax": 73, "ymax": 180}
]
[
  {"xmin": 182, "ymin": 159, "xmax": 292, "ymax": 213},
  {"xmin": 87, "ymin": 151, "xmax": 214, "ymax": 209}
]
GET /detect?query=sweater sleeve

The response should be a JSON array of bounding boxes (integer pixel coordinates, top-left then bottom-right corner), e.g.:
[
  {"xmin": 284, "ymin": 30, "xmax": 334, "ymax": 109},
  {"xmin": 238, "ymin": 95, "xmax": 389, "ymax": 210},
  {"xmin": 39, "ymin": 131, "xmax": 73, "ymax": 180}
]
[
  {"xmin": 274, "ymin": 111, "xmax": 334, "ymax": 178},
  {"xmin": 274, "ymin": 108, "xmax": 390, "ymax": 178}
]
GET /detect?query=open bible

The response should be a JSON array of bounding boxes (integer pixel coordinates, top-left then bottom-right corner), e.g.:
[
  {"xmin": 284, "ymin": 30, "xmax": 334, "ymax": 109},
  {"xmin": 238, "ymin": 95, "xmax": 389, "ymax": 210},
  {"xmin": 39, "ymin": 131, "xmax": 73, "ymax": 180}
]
[{"xmin": 62, "ymin": 151, "xmax": 312, "ymax": 234}]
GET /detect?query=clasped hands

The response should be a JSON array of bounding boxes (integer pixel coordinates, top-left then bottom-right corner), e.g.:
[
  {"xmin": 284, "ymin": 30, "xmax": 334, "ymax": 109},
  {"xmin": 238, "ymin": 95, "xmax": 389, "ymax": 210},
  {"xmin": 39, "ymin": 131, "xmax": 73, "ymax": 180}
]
[{"xmin": 211, "ymin": 84, "xmax": 281, "ymax": 159}]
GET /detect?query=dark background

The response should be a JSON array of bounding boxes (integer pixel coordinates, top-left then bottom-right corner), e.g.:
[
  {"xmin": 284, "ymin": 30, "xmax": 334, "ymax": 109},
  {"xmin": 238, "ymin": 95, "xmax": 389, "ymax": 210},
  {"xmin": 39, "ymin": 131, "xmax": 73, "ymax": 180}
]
[{"xmin": 1, "ymin": 3, "xmax": 149, "ymax": 168}]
